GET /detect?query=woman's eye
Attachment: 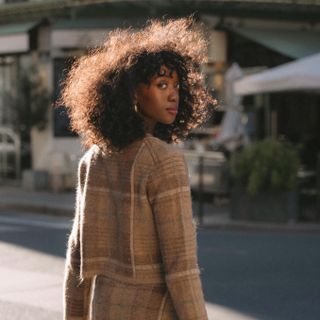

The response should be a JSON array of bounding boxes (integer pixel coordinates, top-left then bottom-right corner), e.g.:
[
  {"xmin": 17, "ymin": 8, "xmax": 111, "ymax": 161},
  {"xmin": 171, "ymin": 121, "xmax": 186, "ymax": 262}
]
[
  {"xmin": 156, "ymin": 81, "xmax": 180, "ymax": 90},
  {"xmin": 157, "ymin": 82, "xmax": 167, "ymax": 89}
]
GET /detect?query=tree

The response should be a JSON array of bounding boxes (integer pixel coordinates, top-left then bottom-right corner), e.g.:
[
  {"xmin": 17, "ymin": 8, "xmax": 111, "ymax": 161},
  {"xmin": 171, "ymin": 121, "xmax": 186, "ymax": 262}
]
[{"xmin": 4, "ymin": 64, "xmax": 50, "ymax": 169}]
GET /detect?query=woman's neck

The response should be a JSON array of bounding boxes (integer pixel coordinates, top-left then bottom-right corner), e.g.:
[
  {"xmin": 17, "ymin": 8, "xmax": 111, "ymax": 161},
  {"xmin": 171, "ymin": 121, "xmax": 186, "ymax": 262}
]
[{"xmin": 144, "ymin": 119, "xmax": 156, "ymax": 136}]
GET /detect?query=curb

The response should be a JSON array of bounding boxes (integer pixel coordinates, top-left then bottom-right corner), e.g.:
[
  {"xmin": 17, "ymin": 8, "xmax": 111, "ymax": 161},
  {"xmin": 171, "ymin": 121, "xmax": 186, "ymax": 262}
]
[
  {"xmin": 1, "ymin": 202, "xmax": 319, "ymax": 234},
  {"xmin": 0, "ymin": 203, "xmax": 73, "ymax": 218},
  {"xmin": 199, "ymin": 220, "xmax": 320, "ymax": 234}
]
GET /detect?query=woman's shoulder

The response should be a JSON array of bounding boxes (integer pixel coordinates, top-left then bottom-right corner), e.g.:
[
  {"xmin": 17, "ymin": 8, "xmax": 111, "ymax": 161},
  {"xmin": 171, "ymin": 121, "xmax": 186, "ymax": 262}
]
[
  {"xmin": 78, "ymin": 144, "xmax": 99, "ymax": 168},
  {"xmin": 78, "ymin": 137, "xmax": 185, "ymax": 168},
  {"xmin": 143, "ymin": 134, "xmax": 185, "ymax": 164}
]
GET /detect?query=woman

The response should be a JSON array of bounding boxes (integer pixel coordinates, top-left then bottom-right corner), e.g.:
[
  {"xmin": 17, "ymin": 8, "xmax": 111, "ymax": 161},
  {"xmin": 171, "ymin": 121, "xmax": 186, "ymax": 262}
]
[{"xmin": 61, "ymin": 16, "xmax": 215, "ymax": 320}]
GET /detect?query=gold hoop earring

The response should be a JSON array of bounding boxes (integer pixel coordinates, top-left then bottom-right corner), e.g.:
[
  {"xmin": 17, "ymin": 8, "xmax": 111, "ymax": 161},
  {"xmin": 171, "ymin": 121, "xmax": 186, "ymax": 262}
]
[{"xmin": 134, "ymin": 104, "xmax": 139, "ymax": 113}]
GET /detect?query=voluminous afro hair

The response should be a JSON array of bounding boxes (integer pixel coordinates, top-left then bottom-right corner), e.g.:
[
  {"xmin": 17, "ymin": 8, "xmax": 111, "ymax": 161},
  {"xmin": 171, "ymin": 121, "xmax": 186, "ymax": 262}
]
[{"xmin": 59, "ymin": 16, "xmax": 215, "ymax": 154}]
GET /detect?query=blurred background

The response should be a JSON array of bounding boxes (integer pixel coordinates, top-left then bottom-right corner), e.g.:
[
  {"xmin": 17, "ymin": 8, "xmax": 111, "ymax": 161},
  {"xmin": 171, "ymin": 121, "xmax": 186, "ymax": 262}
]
[{"xmin": 0, "ymin": 1, "xmax": 319, "ymax": 320}]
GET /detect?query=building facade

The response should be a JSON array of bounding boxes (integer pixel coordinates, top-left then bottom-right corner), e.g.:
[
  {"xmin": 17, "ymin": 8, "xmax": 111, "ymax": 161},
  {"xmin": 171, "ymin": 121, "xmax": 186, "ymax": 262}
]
[{"xmin": 0, "ymin": 0, "xmax": 319, "ymax": 189}]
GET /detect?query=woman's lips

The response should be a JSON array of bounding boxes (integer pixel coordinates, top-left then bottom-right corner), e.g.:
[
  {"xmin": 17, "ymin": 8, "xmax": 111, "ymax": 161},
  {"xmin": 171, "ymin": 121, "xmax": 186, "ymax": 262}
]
[{"xmin": 166, "ymin": 108, "xmax": 178, "ymax": 115}]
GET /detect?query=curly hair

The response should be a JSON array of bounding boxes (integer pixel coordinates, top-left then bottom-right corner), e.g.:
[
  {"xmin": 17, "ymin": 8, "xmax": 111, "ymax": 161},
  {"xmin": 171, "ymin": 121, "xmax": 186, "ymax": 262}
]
[{"xmin": 59, "ymin": 16, "xmax": 215, "ymax": 154}]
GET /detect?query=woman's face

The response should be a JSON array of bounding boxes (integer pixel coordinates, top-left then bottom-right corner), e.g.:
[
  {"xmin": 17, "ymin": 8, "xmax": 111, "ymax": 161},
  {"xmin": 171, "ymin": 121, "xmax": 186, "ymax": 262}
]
[{"xmin": 134, "ymin": 65, "xmax": 180, "ymax": 134}]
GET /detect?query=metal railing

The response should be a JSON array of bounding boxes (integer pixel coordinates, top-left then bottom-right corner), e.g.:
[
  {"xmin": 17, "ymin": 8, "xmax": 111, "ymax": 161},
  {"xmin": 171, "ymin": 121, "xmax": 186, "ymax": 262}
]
[{"xmin": 184, "ymin": 149, "xmax": 229, "ymax": 225}]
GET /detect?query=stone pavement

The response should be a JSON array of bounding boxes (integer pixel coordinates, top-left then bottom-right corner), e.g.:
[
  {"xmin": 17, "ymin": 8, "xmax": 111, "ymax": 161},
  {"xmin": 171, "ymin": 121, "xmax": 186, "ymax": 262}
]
[
  {"xmin": 0, "ymin": 185, "xmax": 320, "ymax": 233},
  {"xmin": 0, "ymin": 245, "xmax": 63, "ymax": 320}
]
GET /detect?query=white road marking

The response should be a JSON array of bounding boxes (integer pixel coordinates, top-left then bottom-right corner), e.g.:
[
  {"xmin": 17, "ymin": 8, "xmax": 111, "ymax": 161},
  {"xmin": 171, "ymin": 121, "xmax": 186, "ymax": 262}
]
[
  {"xmin": 0, "ymin": 225, "xmax": 26, "ymax": 232},
  {"xmin": 0, "ymin": 215, "xmax": 72, "ymax": 230}
]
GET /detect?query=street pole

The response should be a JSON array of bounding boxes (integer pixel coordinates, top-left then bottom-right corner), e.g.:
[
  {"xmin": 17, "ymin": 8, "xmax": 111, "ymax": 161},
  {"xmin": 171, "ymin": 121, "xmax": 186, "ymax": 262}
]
[
  {"xmin": 264, "ymin": 93, "xmax": 271, "ymax": 138},
  {"xmin": 317, "ymin": 153, "xmax": 320, "ymax": 219},
  {"xmin": 198, "ymin": 154, "xmax": 204, "ymax": 225}
]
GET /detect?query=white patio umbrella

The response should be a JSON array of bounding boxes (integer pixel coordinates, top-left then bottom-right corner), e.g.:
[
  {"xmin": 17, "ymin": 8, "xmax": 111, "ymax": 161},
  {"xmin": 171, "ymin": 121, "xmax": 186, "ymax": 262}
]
[{"xmin": 234, "ymin": 52, "xmax": 320, "ymax": 95}]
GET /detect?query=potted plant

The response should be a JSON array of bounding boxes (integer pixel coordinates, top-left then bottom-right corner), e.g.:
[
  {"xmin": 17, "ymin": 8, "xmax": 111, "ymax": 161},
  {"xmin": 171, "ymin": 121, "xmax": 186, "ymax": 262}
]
[{"xmin": 230, "ymin": 138, "xmax": 299, "ymax": 223}]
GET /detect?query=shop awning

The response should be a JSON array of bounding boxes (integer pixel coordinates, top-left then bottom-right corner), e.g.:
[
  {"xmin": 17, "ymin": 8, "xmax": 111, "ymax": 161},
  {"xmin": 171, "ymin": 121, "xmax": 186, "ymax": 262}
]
[
  {"xmin": 0, "ymin": 21, "xmax": 39, "ymax": 54},
  {"xmin": 51, "ymin": 18, "xmax": 144, "ymax": 49},
  {"xmin": 234, "ymin": 52, "xmax": 320, "ymax": 95},
  {"xmin": 228, "ymin": 26, "xmax": 320, "ymax": 59}
]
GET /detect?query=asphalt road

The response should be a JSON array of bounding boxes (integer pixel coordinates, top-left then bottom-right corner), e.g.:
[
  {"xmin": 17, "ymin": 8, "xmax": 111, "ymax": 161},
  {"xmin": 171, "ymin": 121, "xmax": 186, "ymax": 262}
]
[
  {"xmin": 0, "ymin": 211, "xmax": 319, "ymax": 320},
  {"xmin": 198, "ymin": 227, "xmax": 320, "ymax": 320}
]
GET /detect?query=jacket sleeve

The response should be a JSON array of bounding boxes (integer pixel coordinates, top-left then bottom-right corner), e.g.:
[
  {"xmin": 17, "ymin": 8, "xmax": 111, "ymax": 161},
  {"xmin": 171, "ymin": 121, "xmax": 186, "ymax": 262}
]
[
  {"xmin": 147, "ymin": 151, "xmax": 208, "ymax": 320},
  {"xmin": 63, "ymin": 160, "xmax": 91, "ymax": 320}
]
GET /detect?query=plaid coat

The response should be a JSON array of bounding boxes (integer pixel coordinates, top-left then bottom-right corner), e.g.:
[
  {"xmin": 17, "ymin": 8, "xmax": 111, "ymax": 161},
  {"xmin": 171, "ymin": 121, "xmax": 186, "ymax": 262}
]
[{"xmin": 63, "ymin": 133, "xmax": 208, "ymax": 320}]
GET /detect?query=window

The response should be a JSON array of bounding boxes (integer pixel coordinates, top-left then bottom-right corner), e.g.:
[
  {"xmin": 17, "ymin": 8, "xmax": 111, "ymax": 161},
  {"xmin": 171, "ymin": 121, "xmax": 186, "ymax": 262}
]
[{"xmin": 53, "ymin": 58, "xmax": 77, "ymax": 137}]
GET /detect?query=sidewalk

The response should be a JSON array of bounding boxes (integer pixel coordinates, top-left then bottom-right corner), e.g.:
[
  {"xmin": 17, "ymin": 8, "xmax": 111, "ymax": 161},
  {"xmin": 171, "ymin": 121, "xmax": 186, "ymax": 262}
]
[
  {"xmin": 0, "ymin": 186, "xmax": 74, "ymax": 217},
  {"xmin": 0, "ymin": 185, "xmax": 320, "ymax": 233}
]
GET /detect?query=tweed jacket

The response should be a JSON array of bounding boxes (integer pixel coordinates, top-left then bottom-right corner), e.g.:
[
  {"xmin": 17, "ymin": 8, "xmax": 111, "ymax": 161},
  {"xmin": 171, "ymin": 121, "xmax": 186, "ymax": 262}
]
[{"xmin": 63, "ymin": 133, "xmax": 208, "ymax": 320}]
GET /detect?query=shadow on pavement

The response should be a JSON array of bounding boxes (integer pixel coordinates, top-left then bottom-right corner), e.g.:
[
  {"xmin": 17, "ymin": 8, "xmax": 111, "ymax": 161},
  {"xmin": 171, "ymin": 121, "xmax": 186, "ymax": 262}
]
[{"xmin": 0, "ymin": 212, "xmax": 71, "ymax": 258}]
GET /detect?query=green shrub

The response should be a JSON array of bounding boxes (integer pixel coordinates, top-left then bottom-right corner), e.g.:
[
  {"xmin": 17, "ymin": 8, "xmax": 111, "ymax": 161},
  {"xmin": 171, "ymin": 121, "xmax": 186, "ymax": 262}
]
[{"xmin": 230, "ymin": 139, "xmax": 299, "ymax": 196}]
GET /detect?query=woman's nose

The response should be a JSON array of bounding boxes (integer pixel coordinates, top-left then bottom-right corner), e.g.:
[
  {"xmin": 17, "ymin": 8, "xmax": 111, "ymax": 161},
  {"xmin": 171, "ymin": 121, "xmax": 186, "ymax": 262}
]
[{"xmin": 168, "ymin": 87, "xmax": 179, "ymax": 102}]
